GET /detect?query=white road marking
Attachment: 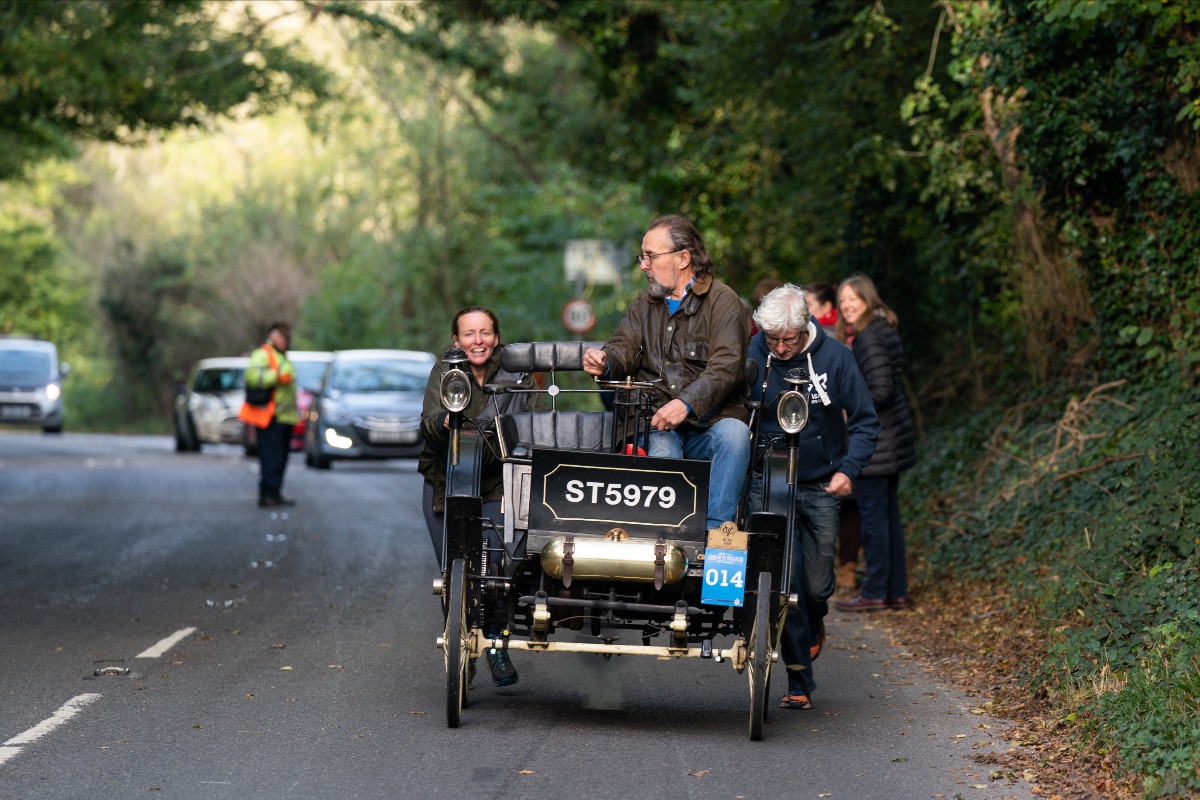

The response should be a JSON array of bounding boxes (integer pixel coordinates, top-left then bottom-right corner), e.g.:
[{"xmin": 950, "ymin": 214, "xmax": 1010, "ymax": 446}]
[
  {"xmin": 136, "ymin": 627, "xmax": 198, "ymax": 659},
  {"xmin": 3, "ymin": 693, "xmax": 102, "ymax": 750}
]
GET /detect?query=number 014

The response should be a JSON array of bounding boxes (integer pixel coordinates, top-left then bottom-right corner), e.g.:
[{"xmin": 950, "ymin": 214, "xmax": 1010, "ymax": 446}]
[{"xmin": 703, "ymin": 568, "xmax": 744, "ymax": 589}]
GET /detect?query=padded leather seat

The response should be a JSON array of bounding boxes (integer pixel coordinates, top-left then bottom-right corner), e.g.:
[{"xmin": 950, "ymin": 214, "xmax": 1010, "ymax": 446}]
[
  {"xmin": 497, "ymin": 410, "xmax": 613, "ymax": 459},
  {"xmin": 500, "ymin": 341, "xmax": 604, "ymax": 373}
]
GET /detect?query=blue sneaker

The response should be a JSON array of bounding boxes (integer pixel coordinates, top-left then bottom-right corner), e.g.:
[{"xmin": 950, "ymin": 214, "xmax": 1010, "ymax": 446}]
[{"xmin": 486, "ymin": 647, "xmax": 518, "ymax": 687}]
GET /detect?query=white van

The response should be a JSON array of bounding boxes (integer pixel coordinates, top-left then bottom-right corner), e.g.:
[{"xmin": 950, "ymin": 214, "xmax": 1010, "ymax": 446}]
[{"xmin": 0, "ymin": 337, "xmax": 69, "ymax": 433}]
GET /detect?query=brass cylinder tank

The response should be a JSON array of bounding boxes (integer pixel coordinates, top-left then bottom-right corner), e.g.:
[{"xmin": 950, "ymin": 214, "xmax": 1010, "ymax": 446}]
[{"xmin": 540, "ymin": 538, "xmax": 689, "ymax": 584}]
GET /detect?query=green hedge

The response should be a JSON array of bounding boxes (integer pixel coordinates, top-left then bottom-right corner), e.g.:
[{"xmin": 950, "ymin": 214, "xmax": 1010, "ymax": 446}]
[{"xmin": 903, "ymin": 380, "xmax": 1200, "ymax": 797}]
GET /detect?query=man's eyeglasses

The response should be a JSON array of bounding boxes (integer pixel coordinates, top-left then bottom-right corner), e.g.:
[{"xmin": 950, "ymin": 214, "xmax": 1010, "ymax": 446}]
[
  {"xmin": 764, "ymin": 334, "xmax": 802, "ymax": 347},
  {"xmin": 636, "ymin": 248, "xmax": 685, "ymax": 265}
]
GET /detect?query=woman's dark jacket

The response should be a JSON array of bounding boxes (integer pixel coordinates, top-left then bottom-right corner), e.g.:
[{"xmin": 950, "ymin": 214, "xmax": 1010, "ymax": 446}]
[
  {"xmin": 851, "ymin": 315, "xmax": 916, "ymax": 478},
  {"xmin": 418, "ymin": 347, "xmax": 543, "ymax": 512}
]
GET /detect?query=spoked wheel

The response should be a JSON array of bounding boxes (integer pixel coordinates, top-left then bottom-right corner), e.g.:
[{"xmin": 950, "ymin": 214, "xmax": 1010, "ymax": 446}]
[
  {"xmin": 444, "ymin": 558, "xmax": 471, "ymax": 728},
  {"xmin": 747, "ymin": 570, "xmax": 773, "ymax": 741}
]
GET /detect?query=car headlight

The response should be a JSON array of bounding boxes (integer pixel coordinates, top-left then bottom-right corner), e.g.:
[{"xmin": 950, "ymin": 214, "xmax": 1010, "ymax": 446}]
[
  {"xmin": 776, "ymin": 390, "xmax": 809, "ymax": 434},
  {"xmin": 324, "ymin": 427, "xmax": 354, "ymax": 449},
  {"xmin": 45, "ymin": 384, "xmax": 61, "ymax": 402},
  {"xmin": 440, "ymin": 369, "xmax": 471, "ymax": 413}
]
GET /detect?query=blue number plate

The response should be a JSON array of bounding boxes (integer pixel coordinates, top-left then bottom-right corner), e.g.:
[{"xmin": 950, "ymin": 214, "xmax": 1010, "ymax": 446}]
[{"xmin": 701, "ymin": 547, "xmax": 748, "ymax": 607}]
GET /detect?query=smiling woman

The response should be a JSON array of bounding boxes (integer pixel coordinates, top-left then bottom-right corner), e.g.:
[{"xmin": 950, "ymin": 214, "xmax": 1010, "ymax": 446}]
[
  {"xmin": 417, "ymin": 307, "xmax": 546, "ymax": 689},
  {"xmin": 833, "ymin": 274, "xmax": 916, "ymax": 614}
]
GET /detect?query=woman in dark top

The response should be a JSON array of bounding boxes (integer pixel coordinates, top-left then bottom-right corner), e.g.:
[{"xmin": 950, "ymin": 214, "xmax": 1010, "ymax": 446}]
[
  {"xmin": 833, "ymin": 275, "xmax": 917, "ymax": 611},
  {"xmin": 418, "ymin": 306, "xmax": 543, "ymax": 686}
]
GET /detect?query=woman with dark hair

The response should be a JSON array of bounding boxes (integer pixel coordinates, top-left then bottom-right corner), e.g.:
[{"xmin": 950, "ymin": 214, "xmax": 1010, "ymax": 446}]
[
  {"xmin": 802, "ymin": 282, "xmax": 839, "ymax": 335},
  {"xmin": 418, "ymin": 306, "xmax": 544, "ymax": 686},
  {"xmin": 805, "ymin": 281, "xmax": 858, "ymax": 591},
  {"xmin": 834, "ymin": 275, "xmax": 917, "ymax": 612}
]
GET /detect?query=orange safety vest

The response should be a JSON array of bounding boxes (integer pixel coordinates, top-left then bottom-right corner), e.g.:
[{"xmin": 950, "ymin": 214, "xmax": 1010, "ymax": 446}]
[{"xmin": 238, "ymin": 345, "xmax": 278, "ymax": 429}]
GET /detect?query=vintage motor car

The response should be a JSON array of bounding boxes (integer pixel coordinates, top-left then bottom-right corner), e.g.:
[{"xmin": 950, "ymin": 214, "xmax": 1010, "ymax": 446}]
[{"xmin": 432, "ymin": 341, "xmax": 813, "ymax": 740}]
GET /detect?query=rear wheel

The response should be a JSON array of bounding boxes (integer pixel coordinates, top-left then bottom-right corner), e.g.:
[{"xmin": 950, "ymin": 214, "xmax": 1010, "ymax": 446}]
[
  {"xmin": 445, "ymin": 558, "xmax": 470, "ymax": 728},
  {"xmin": 747, "ymin": 570, "xmax": 772, "ymax": 741}
]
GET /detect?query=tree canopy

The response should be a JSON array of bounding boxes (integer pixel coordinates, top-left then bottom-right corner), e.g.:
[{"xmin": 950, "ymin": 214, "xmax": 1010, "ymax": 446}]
[{"xmin": 0, "ymin": 0, "xmax": 328, "ymax": 180}]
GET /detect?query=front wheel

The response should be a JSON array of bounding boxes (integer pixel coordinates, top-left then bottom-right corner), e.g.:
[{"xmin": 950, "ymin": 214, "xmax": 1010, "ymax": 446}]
[
  {"xmin": 305, "ymin": 443, "xmax": 331, "ymax": 470},
  {"xmin": 747, "ymin": 570, "xmax": 772, "ymax": 741},
  {"xmin": 445, "ymin": 558, "xmax": 471, "ymax": 728}
]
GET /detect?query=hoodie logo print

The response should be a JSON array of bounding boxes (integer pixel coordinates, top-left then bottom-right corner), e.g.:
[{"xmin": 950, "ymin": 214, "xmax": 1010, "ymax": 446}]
[{"xmin": 808, "ymin": 372, "xmax": 829, "ymax": 402}]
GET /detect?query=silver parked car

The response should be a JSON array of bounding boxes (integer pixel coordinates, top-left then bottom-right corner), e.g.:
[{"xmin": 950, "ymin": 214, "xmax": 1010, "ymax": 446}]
[
  {"xmin": 304, "ymin": 349, "xmax": 436, "ymax": 469},
  {"xmin": 0, "ymin": 337, "xmax": 69, "ymax": 433},
  {"xmin": 173, "ymin": 356, "xmax": 249, "ymax": 451}
]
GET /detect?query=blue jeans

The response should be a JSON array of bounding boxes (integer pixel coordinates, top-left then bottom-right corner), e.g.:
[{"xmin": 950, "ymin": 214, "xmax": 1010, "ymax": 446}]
[
  {"xmin": 749, "ymin": 475, "xmax": 841, "ymax": 695},
  {"xmin": 856, "ymin": 474, "xmax": 908, "ymax": 601},
  {"xmin": 647, "ymin": 417, "xmax": 750, "ymax": 529}
]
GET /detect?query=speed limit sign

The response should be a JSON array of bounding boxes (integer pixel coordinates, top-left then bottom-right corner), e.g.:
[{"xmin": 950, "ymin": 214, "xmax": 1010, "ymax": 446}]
[{"xmin": 561, "ymin": 298, "xmax": 597, "ymax": 334}]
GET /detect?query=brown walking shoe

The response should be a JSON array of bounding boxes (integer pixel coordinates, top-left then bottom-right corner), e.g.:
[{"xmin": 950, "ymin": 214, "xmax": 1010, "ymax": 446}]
[{"xmin": 835, "ymin": 594, "xmax": 887, "ymax": 612}]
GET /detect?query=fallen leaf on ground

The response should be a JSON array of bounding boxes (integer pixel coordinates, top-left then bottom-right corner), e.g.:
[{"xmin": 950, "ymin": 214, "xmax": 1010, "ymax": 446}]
[{"xmin": 688, "ymin": 769, "xmax": 711, "ymax": 777}]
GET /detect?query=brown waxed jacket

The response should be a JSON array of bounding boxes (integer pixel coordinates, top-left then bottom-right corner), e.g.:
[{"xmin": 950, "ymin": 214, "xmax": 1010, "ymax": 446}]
[{"xmin": 602, "ymin": 273, "xmax": 750, "ymax": 425}]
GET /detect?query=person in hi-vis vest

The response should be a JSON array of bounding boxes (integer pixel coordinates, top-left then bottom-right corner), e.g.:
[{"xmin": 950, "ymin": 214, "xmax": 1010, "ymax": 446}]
[{"xmin": 239, "ymin": 322, "xmax": 299, "ymax": 507}]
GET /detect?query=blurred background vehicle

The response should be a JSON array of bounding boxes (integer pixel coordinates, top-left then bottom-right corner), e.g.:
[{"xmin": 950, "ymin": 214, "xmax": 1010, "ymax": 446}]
[
  {"xmin": 242, "ymin": 350, "xmax": 333, "ymax": 456},
  {"xmin": 0, "ymin": 337, "xmax": 70, "ymax": 433},
  {"xmin": 304, "ymin": 349, "xmax": 436, "ymax": 469},
  {"xmin": 173, "ymin": 356, "xmax": 248, "ymax": 452}
]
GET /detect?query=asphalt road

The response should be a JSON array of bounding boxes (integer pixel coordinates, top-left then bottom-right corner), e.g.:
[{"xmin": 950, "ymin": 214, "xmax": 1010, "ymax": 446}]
[{"xmin": 0, "ymin": 431, "xmax": 1037, "ymax": 800}]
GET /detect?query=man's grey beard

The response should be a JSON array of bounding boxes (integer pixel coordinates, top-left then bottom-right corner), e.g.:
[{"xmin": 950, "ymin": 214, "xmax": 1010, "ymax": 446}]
[{"xmin": 646, "ymin": 278, "xmax": 672, "ymax": 299}]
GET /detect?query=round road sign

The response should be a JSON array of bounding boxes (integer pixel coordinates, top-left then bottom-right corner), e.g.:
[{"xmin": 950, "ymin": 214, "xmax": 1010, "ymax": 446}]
[{"xmin": 562, "ymin": 299, "xmax": 597, "ymax": 334}]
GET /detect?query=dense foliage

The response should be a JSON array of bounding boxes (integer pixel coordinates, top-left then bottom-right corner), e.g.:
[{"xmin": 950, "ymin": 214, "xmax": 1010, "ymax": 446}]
[
  {"xmin": 905, "ymin": 380, "xmax": 1200, "ymax": 797},
  {"xmin": 0, "ymin": 0, "xmax": 328, "ymax": 180}
]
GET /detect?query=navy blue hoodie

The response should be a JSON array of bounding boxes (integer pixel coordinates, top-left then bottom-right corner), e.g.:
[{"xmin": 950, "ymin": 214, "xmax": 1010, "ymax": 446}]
[{"xmin": 747, "ymin": 321, "xmax": 879, "ymax": 483}]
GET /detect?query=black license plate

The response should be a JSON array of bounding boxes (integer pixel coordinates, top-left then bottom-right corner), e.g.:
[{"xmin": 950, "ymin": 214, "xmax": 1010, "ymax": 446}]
[{"xmin": 529, "ymin": 449, "xmax": 709, "ymax": 541}]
